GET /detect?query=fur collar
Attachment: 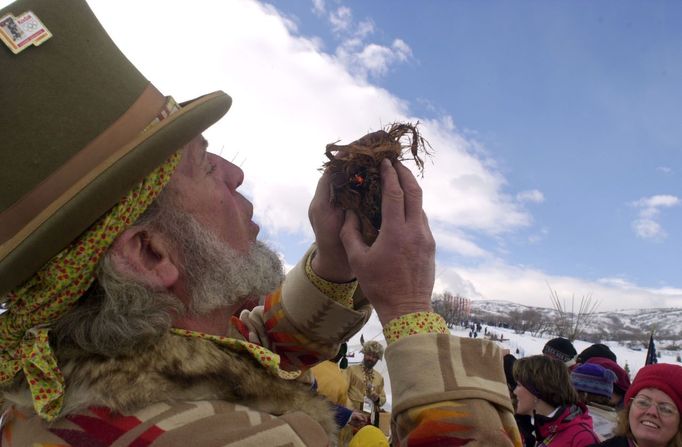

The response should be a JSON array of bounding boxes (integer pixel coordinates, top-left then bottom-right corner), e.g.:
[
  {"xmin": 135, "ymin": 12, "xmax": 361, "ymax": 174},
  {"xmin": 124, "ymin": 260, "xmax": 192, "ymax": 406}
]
[{"xmin": 2, "ymin": 333, "xmax": 337, "ymax": 438}]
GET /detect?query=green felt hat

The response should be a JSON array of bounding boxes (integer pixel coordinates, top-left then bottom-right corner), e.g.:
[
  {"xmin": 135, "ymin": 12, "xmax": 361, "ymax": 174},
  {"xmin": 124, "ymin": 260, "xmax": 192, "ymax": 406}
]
[{"xmin": 0, "ymin": 0, "xmax": 232, "ymax": 294}]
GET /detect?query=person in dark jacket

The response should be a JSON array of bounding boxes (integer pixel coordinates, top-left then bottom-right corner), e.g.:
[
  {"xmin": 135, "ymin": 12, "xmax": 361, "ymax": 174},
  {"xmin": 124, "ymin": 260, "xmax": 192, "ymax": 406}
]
[
  {"xmin": 514, "ymin": 355, "xmax": 600, "ymax": 446},
  {"xmin": 504, "ymin": 354, "xmax": 535, "ymax": 447},
  {"xmin": 589, "ymin": 363, "xmax": 682, "ymax": 447}
]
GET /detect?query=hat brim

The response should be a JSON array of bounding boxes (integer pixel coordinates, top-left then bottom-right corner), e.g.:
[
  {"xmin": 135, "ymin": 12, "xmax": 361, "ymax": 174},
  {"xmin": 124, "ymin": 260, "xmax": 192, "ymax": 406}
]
[{"xmin": 0, "ymin": 91, "xmax": 231, "ymax": 294}]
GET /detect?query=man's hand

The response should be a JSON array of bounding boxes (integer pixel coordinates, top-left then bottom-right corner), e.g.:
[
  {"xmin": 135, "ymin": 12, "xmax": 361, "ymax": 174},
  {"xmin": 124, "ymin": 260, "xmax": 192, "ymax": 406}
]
[
  {"xmin": 339, "ymin": 159, "xmax": 435, "ymax": 325},
  {"xmin": 349, "ymin": 411, "xmax": 369, "ymax": 428},
  {"xmin": 308, "ymin": 170, "xmax": 353, "ymax": 282}
]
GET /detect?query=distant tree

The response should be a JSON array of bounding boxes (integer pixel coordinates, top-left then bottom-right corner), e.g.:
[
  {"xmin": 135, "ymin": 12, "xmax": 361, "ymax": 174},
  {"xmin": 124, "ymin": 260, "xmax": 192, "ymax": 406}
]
[
  {"xmin": 548, "ymin": 286, "xmax": 600, "ymax": 342},
  {"xmin": 624, "ymin": 361, "xmax": 631, "ymax": 378},
  {"xmin": 432, "ymin": 291, "xmax": 471, "ymax": 328},
  {"xmin": 523, "ymin": 309, "xmax": 552, "ymax": 337},
  {"xmin": 507, "ymin": 308, "xmax": 551, "ymax": 336}
]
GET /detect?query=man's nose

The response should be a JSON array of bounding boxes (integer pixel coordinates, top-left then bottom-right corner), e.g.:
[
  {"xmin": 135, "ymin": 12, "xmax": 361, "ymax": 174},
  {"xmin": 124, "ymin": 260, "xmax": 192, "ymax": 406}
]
[{"xmin": 220, "ymin": 158, "xmax": 244, "ymax": 190}]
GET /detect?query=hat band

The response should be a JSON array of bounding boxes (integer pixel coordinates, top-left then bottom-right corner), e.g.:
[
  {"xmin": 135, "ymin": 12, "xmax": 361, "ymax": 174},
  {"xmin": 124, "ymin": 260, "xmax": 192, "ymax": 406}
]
[{"xmin": 0, "ymin": 83, "xmax": 166, "ymax": 256}]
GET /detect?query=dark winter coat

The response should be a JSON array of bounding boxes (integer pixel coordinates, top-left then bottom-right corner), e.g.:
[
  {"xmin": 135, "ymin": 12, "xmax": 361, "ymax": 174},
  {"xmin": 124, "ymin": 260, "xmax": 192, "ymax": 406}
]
[
  {"xmin": 588, "ymin": 436, "xmax": 632, "ymax": 447},
  {"xmin": 516, "ymin": 414, "xmax": 536, "ymax": 447},
  {"xmin": 535, "ymin": 403, "xmax": 600, "ymax": 446}
]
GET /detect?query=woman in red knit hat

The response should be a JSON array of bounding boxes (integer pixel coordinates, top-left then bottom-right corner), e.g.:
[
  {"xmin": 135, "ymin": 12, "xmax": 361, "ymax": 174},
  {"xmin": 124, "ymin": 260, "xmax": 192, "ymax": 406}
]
[{"xmin": 589, "ymin": 363, "xmax": 682, "ymax": 447}]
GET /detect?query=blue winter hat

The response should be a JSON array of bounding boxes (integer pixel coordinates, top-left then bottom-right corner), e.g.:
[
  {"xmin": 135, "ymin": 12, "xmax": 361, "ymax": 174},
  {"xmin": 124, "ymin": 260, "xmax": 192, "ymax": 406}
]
[{"xmin": 571, "ymin": 363, "xmax": 617, "ymax": 398}]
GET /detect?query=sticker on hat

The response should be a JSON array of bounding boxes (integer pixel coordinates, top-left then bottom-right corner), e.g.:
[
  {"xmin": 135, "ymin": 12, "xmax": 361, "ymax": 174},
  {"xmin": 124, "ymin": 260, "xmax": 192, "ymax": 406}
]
[{"xmin": 0, "ymin": 11, "xmax": 52, "ymax": 54}]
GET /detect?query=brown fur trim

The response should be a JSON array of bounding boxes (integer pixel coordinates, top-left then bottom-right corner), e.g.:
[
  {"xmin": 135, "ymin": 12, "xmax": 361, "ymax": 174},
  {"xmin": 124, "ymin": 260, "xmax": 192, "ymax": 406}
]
[{"xmin": 3, "ymin": 333, "xmax": 337, "ymax": 439}]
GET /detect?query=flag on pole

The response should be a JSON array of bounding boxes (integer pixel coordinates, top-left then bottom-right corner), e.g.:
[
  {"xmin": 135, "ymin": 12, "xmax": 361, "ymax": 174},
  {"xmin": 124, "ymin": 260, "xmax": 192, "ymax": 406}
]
[{"xmin": 645, "ymin": 331, "xmax": 658, "ymax": 365}]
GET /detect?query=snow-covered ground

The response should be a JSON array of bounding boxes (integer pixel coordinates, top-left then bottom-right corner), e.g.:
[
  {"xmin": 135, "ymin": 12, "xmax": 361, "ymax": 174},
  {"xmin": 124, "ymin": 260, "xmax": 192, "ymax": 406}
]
[{"xmin": 347, "ymin": 311, "xmax": 682, "ymax": 411}]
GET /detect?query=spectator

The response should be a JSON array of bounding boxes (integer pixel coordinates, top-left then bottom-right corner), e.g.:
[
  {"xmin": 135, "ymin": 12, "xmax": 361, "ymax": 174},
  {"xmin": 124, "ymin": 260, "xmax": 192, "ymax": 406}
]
[
  {"xmin": 346, "ymin": 341, "xmax": 386, "ymax": 427},
  {"xmin": 543, "ymin": 337, "xmax": 578, "ymax": 366},
  {"xmin": 572, "ymin": 363, "xmax": 618, "ymax": 440},
  {"xmin": 586, "ymin": 357, "xmax": 631, "ymax": 408},
  {"xmin": 578, "ymin": 344, "xmax": 618, "ymax": 364},
  {"xmin": 514, "ymin": 355, "xmax": 600, "ymax": 446},
  {"xmin": 589, "ymin": 363, "xmax": 682, "ymax": 447},
  {"xmin": 505, "ymin": 354, "xmax": 535, "ymax": 447}
]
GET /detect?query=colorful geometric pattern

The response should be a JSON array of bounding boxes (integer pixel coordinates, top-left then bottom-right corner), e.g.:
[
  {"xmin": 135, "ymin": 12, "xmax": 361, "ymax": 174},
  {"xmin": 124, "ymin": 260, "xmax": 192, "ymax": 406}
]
[{"xmin": 262, "ymin": 289, "xmax": 328, "ymax": 371}]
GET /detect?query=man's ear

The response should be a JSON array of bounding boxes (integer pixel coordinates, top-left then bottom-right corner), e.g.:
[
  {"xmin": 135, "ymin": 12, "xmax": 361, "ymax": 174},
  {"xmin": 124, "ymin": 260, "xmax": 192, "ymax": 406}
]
[{"xmin": 108, "ymin": 227, "xmax": 179, "ymax": 290}]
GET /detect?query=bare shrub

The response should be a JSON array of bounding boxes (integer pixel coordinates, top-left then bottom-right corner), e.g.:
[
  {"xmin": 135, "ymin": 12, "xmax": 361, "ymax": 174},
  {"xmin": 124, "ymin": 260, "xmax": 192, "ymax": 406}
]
[{"xmin": 548, "ymin": 286, "xmax": 600, "ymax": 342}]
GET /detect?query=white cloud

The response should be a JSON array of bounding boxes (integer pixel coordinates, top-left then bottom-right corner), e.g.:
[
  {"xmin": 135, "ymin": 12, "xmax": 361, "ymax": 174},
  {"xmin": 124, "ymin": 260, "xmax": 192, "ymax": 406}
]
[
  {"xmin": 528, "ymin": 227, "xmax": 549, "ymax": 244},
  {"xmin": 311, "ymin": 0, "xmax": 325, "ymax": 16},
  {"xmin": 432, "ymin": 226, "xmax": 489, "ymax": 258},
  {"xmin": 355, "ymin": 19, "xmax": 375, "ymax": 39},
  {"xmin": 434, "ymin": 267, "xmax": 483, "ymax": 301},
  {"xmin": 656, "ymin": 166, "xmax": 673, "ymax": 175},
  {"xmin": 516, "ymin": 189, "xmax": 545, "ymax": 204},
  {"xmin": 632, "ymin": 219, "xmax": 664, "ymax": 239},
  {"xmin": 329, "ymin": 6, "xmax": 352, "ymax": 32},
  {"xmin": 633, "ymin": 194, "xmax": 679, "ymax": 210},
  {"xmin": 317, "ymin": 5, "xmax": 410, "ymax": 79},
  {"xmin": 349, "ymin": 40, "xmax": 412, "ymax": 78},
  {"xmin": 419, "ymin": 119, "xmax": 532, "ymax": 235},
  {"xmin": 630, "ymin": 194, "xmax": 680, "ymax": 240}
]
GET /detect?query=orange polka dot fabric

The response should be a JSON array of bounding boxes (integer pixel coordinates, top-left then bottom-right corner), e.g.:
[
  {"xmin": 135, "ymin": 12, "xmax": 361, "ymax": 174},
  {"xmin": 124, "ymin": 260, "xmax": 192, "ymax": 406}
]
[
  {"xmin": 0, "ymin": 97, "xmax": 182, "ymax": 421},
  {"xmin": 383, "ymin": 312, "xmax": 449, "ymax": 344},
  {"xmin": 170, "ymin": 328, "xmax": 301, "ymax": 380}
]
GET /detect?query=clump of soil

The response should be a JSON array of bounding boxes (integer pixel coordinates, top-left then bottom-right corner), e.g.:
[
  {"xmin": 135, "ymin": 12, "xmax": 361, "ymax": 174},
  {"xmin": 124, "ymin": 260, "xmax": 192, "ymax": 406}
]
[{"xmin": 322, "ymin": 122, "xmax": 430, "ymax": 244}]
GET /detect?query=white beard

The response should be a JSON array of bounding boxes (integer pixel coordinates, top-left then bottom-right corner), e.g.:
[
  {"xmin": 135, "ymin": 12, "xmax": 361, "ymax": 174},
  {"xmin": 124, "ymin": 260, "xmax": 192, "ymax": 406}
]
[{"xmin": 177, "ymin": 217, "xmax": 285, "ymax": 315}]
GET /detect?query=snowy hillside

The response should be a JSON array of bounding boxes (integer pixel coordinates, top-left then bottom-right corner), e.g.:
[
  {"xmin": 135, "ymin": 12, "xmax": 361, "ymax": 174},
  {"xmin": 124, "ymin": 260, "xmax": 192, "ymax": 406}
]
[{"xmin": 471, "ymin": 299, "xmax": 682, "ymax": 344}]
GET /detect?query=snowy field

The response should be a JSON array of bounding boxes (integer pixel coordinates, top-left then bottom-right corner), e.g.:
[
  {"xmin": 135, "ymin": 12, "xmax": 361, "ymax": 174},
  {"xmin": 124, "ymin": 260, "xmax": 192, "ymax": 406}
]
[{"xmin": 347, "ymin": 311, "xmax": 682, "ymax": 411}]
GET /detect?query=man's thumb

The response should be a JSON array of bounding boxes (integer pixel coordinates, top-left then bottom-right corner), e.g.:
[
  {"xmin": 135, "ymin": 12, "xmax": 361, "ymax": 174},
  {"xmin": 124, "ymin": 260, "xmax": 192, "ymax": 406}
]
[{"xmin": 339, "ymin": 210, "xmax": 366, "ymax": 255}]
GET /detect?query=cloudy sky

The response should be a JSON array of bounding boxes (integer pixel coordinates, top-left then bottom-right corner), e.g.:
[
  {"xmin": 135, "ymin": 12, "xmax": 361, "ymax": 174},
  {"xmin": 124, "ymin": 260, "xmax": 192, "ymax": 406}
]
[{"xmin": 7, "ymin": 0, "xmax": 680, "ymax": 310}]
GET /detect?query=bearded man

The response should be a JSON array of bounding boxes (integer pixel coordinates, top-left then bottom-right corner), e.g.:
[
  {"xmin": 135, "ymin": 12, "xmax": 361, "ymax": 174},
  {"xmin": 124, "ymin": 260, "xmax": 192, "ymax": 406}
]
[
  {"xmin": 346, "ymin": 341, "xmax": 387, "ymax": 421},
  {"xmin": 0, "ymin": 0, "xmax": 522, "ymax": 445}
]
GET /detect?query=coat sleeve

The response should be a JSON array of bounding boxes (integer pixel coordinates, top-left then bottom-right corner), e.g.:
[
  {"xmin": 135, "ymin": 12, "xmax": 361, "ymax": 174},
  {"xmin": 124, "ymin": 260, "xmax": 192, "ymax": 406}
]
[
  {"xmin": 238, "ymin": 246, "xmax": 372, "ymax": 371},
  {"xmin": 377, "ymin": 374, "xmax": 386, "ymax": 407},
  {"xmin": 386, "ymin": 334, "xmax": 522, "ymax": 446},
  {"xmin": 571, "ymin": 429, "xmax": 600, "ymax": 447}
]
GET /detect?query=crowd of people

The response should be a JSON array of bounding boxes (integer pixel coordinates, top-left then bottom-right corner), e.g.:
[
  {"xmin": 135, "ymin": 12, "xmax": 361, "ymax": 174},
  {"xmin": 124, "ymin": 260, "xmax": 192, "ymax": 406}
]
[
  {"xmin": 1, "ymin": 0, "xmax": 681, "ymax": 446},
  {"xmin": 502, "ymin": 337, "xmax": 682, "ymax": 447}
]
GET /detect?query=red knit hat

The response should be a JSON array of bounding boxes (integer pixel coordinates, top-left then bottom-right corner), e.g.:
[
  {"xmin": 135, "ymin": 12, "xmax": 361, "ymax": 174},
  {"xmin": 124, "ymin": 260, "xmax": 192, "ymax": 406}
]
[{"xmin": 624, "ymin": 364, "xmax": 682, "ymax": 413}]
